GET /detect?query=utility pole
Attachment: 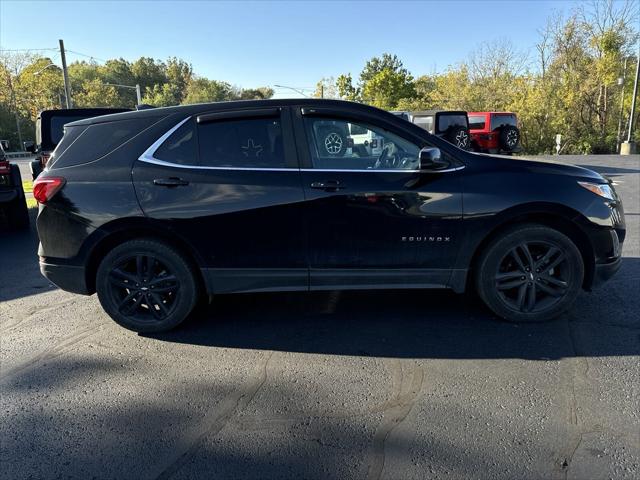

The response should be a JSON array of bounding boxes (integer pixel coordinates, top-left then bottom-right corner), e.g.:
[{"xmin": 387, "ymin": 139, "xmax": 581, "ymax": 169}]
[
  {"xmin": 616, "ymin": 57, "xmax": 628, "ymax": 152},
  {"xmin": 621, "ymin": 50, "xmax": 639, "ymax": 154},
  {"xmin": 59, "ymin": 39, "xmax": 72, "ymax": 108},
  {"xmin": 135, "ymin": 84, "xmax": 142, "ymax": 105},
  {"xmin": 625, "ymin": 52, "xmax": 639, "ymax": 143},
  {"xmin": 321, "ymin": 84, "xmax": 324, "ymax": 99}
]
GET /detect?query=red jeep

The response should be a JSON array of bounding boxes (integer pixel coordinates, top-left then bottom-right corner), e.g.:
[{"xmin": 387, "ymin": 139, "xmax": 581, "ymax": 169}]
[{"xmin": 468, "ymin": 112, "xmax": 521, "ymax": 154}]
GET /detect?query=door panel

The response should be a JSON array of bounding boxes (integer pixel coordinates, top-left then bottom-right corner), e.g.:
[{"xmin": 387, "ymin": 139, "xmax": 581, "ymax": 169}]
[
  {"xmin": 132, "ymin": 107, "xmax": 307, "ymax": 293},
  {"xmin": 295, "ymin": 110, "xmax": 464, "ymax": 288},
  {"xmin": 301, "ymin": 169, "xmax": 463, "ymax": 270}
]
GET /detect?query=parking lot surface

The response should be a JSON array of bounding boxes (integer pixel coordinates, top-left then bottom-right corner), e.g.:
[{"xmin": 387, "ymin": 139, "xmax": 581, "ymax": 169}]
[{"xmin": 1, "ymin": 155, "xmax": 638, "ymax": 480}]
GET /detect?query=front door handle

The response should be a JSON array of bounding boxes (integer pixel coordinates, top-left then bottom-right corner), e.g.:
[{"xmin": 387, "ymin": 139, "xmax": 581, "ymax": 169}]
[
  {"xmin": 310, "ymin": 180, "xmax": 345, "ymax": 192},
  {"xmin": 153, "ymin": 177, "xmax": 190, "ymax": 187}
]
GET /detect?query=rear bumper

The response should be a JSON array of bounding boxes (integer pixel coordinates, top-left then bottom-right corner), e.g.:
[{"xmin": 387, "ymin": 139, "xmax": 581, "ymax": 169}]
[{"xmin": 39, "ymin": 259, "xmax": 91, "ymax": 295}]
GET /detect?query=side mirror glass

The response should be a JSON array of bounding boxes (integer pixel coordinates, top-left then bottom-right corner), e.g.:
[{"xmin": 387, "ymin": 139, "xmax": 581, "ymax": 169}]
[{"xmin": 419, "ymin": 147, "xmax": 449, "ymax": 170}]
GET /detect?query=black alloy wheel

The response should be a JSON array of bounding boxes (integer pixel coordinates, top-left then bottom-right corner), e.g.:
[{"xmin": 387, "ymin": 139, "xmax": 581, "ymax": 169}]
[
  {"xmin": 495, "ymin": 241, "xmax": 569, "ymax": 313},
  {"xmin": 96, "ymin": 239, "xmax": 198, "ymax": 332},
  {"xmin": 476, "ymin": 224, "xmax": 584, "ymax": 322}
]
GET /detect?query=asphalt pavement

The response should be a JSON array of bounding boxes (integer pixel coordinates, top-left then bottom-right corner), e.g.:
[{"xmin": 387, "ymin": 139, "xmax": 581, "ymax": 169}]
[{"xmin": 0, "ymin": 154, "xmax": 638, "ymax": 480}]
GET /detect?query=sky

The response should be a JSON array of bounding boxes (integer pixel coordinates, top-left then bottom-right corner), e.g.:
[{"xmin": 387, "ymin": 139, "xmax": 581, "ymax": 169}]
[{"xmin": 1, "ymin": 0, "xmax": 586, "ymax": 98}]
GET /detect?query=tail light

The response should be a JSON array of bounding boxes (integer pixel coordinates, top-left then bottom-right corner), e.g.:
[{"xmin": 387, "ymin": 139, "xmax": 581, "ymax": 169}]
[
  {"xmin": 33, "ymin": 177, "xmax": 66, "ymax": 204},
  {"xmin": 0, "ymin": 160, "xmax": 10, "ymax": 175}
]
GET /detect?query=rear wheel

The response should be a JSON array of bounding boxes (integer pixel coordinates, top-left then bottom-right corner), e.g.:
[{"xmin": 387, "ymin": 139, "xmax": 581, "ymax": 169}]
[
  {"xmin": 499, "ymin": 125, "xmax": 520, "ymax": 152},
  {"xmin": 475, "ymin": 224, "xmax": 584, "ymax": 322},
  {"xmin": 96, "ymin": 239, "xmax": 199, "ymax": 332}
]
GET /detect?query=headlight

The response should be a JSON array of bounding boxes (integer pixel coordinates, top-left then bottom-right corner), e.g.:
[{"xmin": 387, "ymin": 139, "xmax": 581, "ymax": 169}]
[{"xmin": 578, "ymin": 181, "xmax": 615, "ymax": 200}]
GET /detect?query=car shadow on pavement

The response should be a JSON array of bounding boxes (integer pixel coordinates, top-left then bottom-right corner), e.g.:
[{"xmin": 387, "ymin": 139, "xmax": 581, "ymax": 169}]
[
  {"xmin": 147, "ymin": 258, "xmax": 640, "ymax": 361},
  {"xmin": 0, "ymin": 208, "xmax": 55, "ymax": 302}
]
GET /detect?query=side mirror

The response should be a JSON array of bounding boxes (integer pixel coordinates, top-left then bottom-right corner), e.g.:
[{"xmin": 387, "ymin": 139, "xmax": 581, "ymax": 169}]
[{"xmin": 419, "ymin": 147, "xmax": 449, "ymax": 171}]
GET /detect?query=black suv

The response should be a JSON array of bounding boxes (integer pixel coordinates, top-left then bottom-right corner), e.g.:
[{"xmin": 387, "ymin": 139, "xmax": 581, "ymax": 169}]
[
  {"xmin": 394, "ymin": 110, "xmax": 471, "ymax": 150},
  {"xmin": 34, "ymin": 99, "xmax": 625, "ymax": 332},
  {"xmin": 0, "ymin": 144, "xmax": 29, "ymax": 229},
  {"xmin": 29, "ymin": 108, "xmax": 129, "ymax": 180}
]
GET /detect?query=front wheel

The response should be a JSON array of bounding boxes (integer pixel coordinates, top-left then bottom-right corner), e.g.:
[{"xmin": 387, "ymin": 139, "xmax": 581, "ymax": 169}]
[
  {"xmin": 475, "ymin": 224, "xmax": 584, "ymax": 322},
  {"xmin": 96, "ymin": 239, "xmax": 199, "ymax": 332}
]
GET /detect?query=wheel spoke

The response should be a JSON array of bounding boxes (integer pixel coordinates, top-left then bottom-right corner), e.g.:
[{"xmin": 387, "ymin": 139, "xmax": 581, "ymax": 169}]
[
  {"xmin": 520, "ymin": 243, "xmax": 535, "ymax": 270},
  {"xmin": 535, "ymin": 247, "xmax": 559, "ymax": 269},
  {"xmin": 509, "ymin": 247, "xmax": 527, "ymax": 271},
  {"xmin": 525, "ymin": 283, "xmax": 536, "ymax": 312},
  {"xmin": 536, "ymin": 281, "xmax": 563, "ymax": 297},
  {"xmin": 136, "ymin": 255, "xmax": 144, "ymax": 279},
  {"xmin": 546, "ymin": 253, "xmax": 566, "ymax": 272},
  {"xmin": 146, "ymin": 294, "xmax": 165, "ymax": 319},
  {"xmin": 496, "ymin": 271, "xmax": 524, "ymax": 281},
  {"xmin": 539, "ymin": 274, "xmax": 568, "ymax": 288},
  {"xmin": 516, "ymin": 283, "xmax": 527, "ymax": 310},
  {"xmin": 148, "ymin": 274, "xmax": 176, "ymax": 287},
  {"xmin": 111, "ymin": 268, "xmax": 138, "ymax": 284},
  {"xmin": 119, "ymin": 291, "xmax": 144, "ymax": 315},
  {"xmin": 497, "ymin": 278, "xmax": 526, "ymax": 290},
  {"xmin": 109, "ymin": 277, "xmax": 133, "ymax": 289},
  {"xmin": 150, "ymin": 292, "xmax": 169, "ymax": 316},
  {"xmin": 145, "ymin": 256, "xmax": 155, "ymax": 281}
]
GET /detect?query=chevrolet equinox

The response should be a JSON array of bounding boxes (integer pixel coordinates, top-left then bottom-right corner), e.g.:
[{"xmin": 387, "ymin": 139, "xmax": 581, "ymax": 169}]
[{"xmin": 34, "ymin": 100, "xmax": 626, "ymax": 332}]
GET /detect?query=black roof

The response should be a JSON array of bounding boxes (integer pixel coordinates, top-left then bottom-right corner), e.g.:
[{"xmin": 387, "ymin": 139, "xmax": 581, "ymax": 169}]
[{"xmin": 66, "ymin": 99, "xmax": 397, "ymax": 126}]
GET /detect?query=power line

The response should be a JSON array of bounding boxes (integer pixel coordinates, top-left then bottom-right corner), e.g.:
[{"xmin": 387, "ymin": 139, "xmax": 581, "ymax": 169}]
[
  {"xmin": 65, "ymin": 49, "xmax": 107, "ymax": 63},
  {"xmin": 0, "ymin": 48, "xmax": 58, "ymax": 52}
]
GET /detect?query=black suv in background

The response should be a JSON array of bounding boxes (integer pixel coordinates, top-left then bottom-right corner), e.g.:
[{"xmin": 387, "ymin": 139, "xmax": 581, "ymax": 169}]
[
  {"xmin": 34, "ymin": 99, "xmax": 625, "ymax": 332},
  {"xmin": 29, "ymin": 108, "xmax": 129, "ymax": 179},
  {"xmin": 393, "ymin": 110, "xmax": 471, "ymax": 149},
  {"xmin": 0, "ymin": 143, "xmax": 29, "ymax": 229}
]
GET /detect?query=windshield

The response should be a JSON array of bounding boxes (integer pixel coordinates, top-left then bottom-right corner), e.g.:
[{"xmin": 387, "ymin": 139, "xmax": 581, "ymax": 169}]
[{"xmin": 437, "ymin": 114, "xmax": 467, "ymax": 132}]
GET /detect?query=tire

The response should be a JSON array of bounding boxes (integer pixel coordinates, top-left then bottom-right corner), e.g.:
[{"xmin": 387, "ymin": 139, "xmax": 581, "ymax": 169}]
[
  {"xmin": 319, "ymin": 127, "xmax": 346, "ymax": 156},
  {"xmin": 475, "ymin": 224, "xmax": 584, "ymax": 322},
  {"xmin": 96, "ymin": 239, "xmax": 199, "ymax": 332},
  {"xmin": 6, "ymin": 166, "xmax": 29, "ymax": 229},
  {"xmin": 6, "ymin": 195, "xmax": 30, "ymax": 230},
  {"xmin": 499, "ymin": 125, "xmax": 520, "ymax": 152},
  {"xmin": 444, "ymin": 126, "xmax": 470, "ymax": 149}
]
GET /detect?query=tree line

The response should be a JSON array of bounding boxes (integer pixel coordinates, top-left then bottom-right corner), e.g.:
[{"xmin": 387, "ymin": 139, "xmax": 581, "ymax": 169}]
[
  {"xmin": 315, "ymin": 0, "xmax": 639, "ymax": 154},
  {"xmin": 1, "ymin": 0, "xmax": 638, "ymax": 154},
  {"xmin": 0, "ymin": 54, "xmax": 274, "ymax": 148}
]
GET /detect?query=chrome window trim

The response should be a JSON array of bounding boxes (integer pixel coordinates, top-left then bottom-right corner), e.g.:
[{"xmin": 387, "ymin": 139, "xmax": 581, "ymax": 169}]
[
  {"xmin": 138, "ymin": 116, "xmax": 191, "ymax": 164},
  {"xmin": 137, "ymin": 117, "xmax": 465, "ymax": 174}
]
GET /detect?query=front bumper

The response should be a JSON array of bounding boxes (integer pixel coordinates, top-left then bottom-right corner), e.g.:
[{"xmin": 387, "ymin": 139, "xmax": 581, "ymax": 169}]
[
  {"xmin": 39, "ymin": 258, "xmax": 91, "ymax": 295},
  {"xmin": 592, "ymin": 256, "xmax": 623, "ymax": 288}
]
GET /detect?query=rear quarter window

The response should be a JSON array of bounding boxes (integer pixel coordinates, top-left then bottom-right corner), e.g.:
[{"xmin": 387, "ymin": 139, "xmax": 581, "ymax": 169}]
[
  {"xmin": 49, "ymin": 118, "xmax": 154, "ymax": 169},
  {"xmin": 468, "ymin": 115, "xmax": 486, "ymax": 130}
]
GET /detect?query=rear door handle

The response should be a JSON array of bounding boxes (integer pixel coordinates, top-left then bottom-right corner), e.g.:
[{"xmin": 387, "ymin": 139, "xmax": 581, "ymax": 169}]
[
  {"xmin": 153, "ymin": 177, "xmax": 189, "ymax": 187},
  {"xmin": 310, "ymin": 180, "xmax": 345, "ymax": 192}
]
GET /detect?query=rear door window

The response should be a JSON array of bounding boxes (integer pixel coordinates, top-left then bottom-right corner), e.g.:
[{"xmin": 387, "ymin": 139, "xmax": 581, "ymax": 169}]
[
  {"xmin": 197, "ymin": 116, "xmax": 287, "ymax": 169},
  {"xmin": 154, "ymin": 119, "xmax": 197, "ymax": 166}
]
